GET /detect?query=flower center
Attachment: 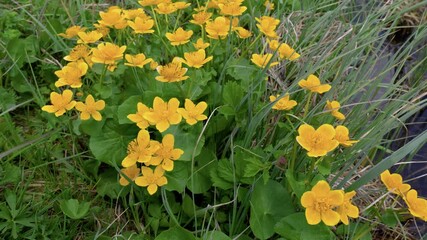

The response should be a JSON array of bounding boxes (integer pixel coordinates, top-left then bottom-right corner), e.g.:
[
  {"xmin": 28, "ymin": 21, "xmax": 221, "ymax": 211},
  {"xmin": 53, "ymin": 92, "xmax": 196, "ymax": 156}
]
[{"xmin": 314, "ymin": 198, "xmax": 332, "ymax": 213}]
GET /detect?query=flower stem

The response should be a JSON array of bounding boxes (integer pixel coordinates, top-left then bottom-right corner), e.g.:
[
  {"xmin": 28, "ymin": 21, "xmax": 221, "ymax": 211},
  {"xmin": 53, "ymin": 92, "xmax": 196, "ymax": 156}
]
[{"xmin": 303, "ymin": 91, "xmax": 312, "ymax": 118}]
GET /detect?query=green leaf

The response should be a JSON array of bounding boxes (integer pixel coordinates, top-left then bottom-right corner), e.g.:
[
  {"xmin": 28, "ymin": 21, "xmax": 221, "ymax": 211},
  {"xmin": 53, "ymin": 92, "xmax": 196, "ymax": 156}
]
[
  {"xmin": 250, "ymin": 180, "xmax": 295, "ymax": 239},
  {"xmin": 164, "ymin": 161, "xmax": 189, "ymax": 193},
  {"xmin": 97, "ymin": 168, "xmax": 127, "ymax": 199},
  {"xmin": 89, "ymin": 122, "xmax": 130, "ymax": 166},
  {"xmin": 317, "ymin": 156, "xmax": 332, "ymax": 175},
  {"xmin": 226, "ymin": 58, "xmax": 257, "ymax": 84},
  {"xmin": 222, "ymin": 81, "xmax": 244, "ymax": 108},
  {"xmin": 0, "ymin": 163, "xmax": 21, "ymax": 185},
  {"xmin": 243, "ymin": 158, "xmax": 264, "ymax": 178},
  {"xmin": 59, "ymin": 199, "xmax": 90, "ymax": 220},
  {"xmin": 186, "ymin": 149, "xmax": 215, "ymax": 193},
  {"xmin": 154, "ymin": 226, "xmax": 196, "ymax": 240},
  {"xmin": 163, "ymin": 126, "xmax": 204, "ymax": 161},
  {"xmin": 117, "ymin": 95, "xmax": 144, "ymax": 124},
  {"xmin": 202, "ymin": 230, "xmax": 231, "ymax": 240},
  {"xmin": 274, "ymin": 213, "xmax": 333, "ymax": 240},
  {"xmin": 285, "ymin": 171, "xmax": 307, "ymax": 199}
]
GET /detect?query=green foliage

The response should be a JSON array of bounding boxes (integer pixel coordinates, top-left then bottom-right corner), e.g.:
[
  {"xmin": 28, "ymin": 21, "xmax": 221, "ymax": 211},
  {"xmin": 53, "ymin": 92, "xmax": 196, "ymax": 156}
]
[{"xmin": 59, "ymin": 199, "xmax": 90, "ymax": 220}]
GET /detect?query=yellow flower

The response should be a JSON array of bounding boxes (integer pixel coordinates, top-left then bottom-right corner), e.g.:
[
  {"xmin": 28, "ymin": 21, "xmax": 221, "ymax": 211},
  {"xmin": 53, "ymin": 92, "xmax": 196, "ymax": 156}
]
[
  {"xmin": 63, "ymin": 45, "xmax": 92, "ymax": 66},
  {"xmin": 177, "ymin": 99, "xmax": 208, "ymax": 125},
  {"xmin": 125, "ymin": 53, "xmax": 153, "ymax": 68},
  {"xmin": 380, "ymin": 170, "xmax": 411, "ymax": 196},
  {"xmin": 334, "ymin": 125, "xmax": 359, "ymax": 147},
  {"xmin": 234, "ymin": 27, "xmax": 252, "ymax": 39},
  {"xmin": 173, "ymin": 2, "xmax": 191, "ymax": 9},
  {"xmin": 42, "ymin": 90, "xmax": 76, "ymax": 117},
  {"xmin": 138, "ymin": 0, "xmax": 160, "ymax": 6},
  {"xmin": 190, "ymin": 11, "xmax": 213, "ymax": 26},
  {"xmin": 278, "ymin": 43, "xmax": 300, "ymax": 60},
  {"xmin": 155, "ymin": 3, "xmax": 177, "ymax": 15},
  {"xmin": 218, "ymin": 2, "xmax": 247, "ymax": 16},
  {"xmin": 143, "ymin": 97, "xmax": 182, "ymax": 132},
  {"xmin": 75, "ymin": 94, "xmax": 105, "ymax": 121},
  {"xmin": 336, "ymin": 190, "xmax": 359, "ymax": 225},
  {"xmin": 123, "ymin": 8, "xmax": 148, "ymax": 20},
  {"xmin": 155, "ymin": 57, "xmax": 189, "ymax": 82},
  {"xmin": 91, "ymin": 42, "xmax": 126, "ymax": 65},
  {"xmin": 98, "ymin": 7, "xmax": 127, "ymax": 29},
  {"xmin": 301, "ymin": 180, "xmax": 344, "ymax": 226},
  {"xmin": 77, "ymin": 30, "xmax": 103, "ymax": 44},
  {"xmin": 182, "ymin": 49, "xmax": 213, "ymax": 68},
  {"xmin": 165, "ymin": 27, "xmax": 193, "ymax": 46},
  {"xmin": 404, "ymin": 189, "xmax": 427, "ymax": 221},
  {"xmin": 269, "ymin": 94, "xmax": 297, "ymax": 110},
  {"xmin": 205, "ymin": 16, "xmax": 230, "ymax": 39},
  {"xmin": 264, "ymin": 0, "xmax": 274, "ymax": 10},
  {"xmin": 93, "ymin": 23, "xmax": 110, "ymax": 37},
  {"xmin": 326, "ymin": 100, "xmax": 345, "ymax": 120},
  {"xmin": 193, "ymin": 38, "xmax": 210, "ymax": 50},
  {"xmin": 268, "ymin": 39, "xmax": 280, "ymax": 50},
  {"xmin": 58, "ymin": 25, "xmax": 87, "ymax": 39},
  {"xmin": 255, "ymin": 16, "xmax": 280, "ymax": 39},
  {"xmin": 119, "ymin": 165, "xmax": 140, "ymax": 186},
  {"xmin": 296, "ymin": 124, "xmax": 339, "ymax": 157},
  {"xmin": 122, "ymin": 130, "xmax": 160, "ymax": 167},
  {"xmin": 151, "ymin": 134, "xmax": 184, "ymax": 171},
  {"xmin": 135, "ymin": 166, "xmax": 167, "ymax": 195},
  {"xmin": 127, "ymin": 16, "xmax": 155, "ymax": 34},
  {"xmin": 298, "ymin": 74, "xmax": 331, "ymax": 94},
  {"xmin": 150, "ymin": 60, "xmax": 159, "ymax": 70},
  {"xmin": 54, "ymin": 61, "xmax": 88, "ymax": 88},
  {"xmin": 128, "ymin": 102, "xmax": 152, "ymax": 129},
  {"xmin": 251, "ymin": 53, "xmax": 279, "ymax": 68}
]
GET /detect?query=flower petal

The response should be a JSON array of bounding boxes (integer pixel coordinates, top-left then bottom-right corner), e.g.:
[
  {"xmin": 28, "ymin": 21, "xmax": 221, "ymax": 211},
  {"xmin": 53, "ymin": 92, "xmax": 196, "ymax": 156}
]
[
  {"xmin": 321, "ymin": 209, "xmax": 340, "ymax": 226},
  {"xmin": 305, "ymin": 208, "xmax": 321, "ymax": 225}
]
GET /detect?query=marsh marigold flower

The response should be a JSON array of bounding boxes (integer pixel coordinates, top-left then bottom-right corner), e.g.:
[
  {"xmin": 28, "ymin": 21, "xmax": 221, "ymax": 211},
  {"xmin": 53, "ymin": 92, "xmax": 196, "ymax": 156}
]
[
  {"xmin": 128, "ymin": 102, "xmax": 152, "ymax": 129},
  {"xmin": 77, "ymin": 30, "xmax": 103, "ymax": 44},
  {"xmin": 92, "ymin": 42, "xmax": 126, "ymax": 65},
  {"xmin": 166, "ymin": 27, "xmax": 193, "ymax": 46},
  {"xmin": 301, "ymin": 180, "xmax": 344, "ymax": 226},
  {"xmin": 193, "ymin": 38, "xmax": 210, "ymax": 49},
  {"xmin": 298, "ymin": 74, "xmax": 331, "ymax": 94},
  {"xmin": 155, "ymin": 3, "xmax": 177, "ymax": 15},
  {"xmin": 404, "ymin": 190, "xmax": 427, "ymax": 221},
  {"xmin": 255, "ymin": 16, "xmax": 280, "ymax": 39},
  {"xmin": 64, "ymin": 44, "xmax": 92, "ymax": 66},
  {"xmin": 177, "ymin": 99, "xmax": 208, "ymax": 125},
  {"xmin": 205, "ymin": 16, "xmax": 230, "ymax": 39},
  {"xmin": 135, "ymin": 166, "xmax": 167, "ymax": 195},
  {"xmin": 183, "ymin": 49, "xmax": 213, "ymax": 68},
  {"xmin": 155, "ymin": 57, "xmax": 189, "ymax": 82},
  {"xmin": 75, "ymin": 94, "xmax": 105, "ymax": 121},
  {"xmin": 326, "ymin": 100, "xmax": 345, "ymax": 120},
  {"xmin": 123, "ymin": 8, "xmax": 147, "ymax": 20},
  {"xmin": 380, "ymin": 170, "xmax": 411, "ymax": 196},
  {"xmin": 150, "ymin": 60, "xmax": 159, "ymax": 70},
  {"xmin": 122, "ymin": 130, "xmax": 160, "ymax": 167},
  {"xmin": 190, "ymin": 11, "xmax": 212, "ymax": 26},
  {"xmin": 98, "ymin": 7, "xmax": 127, "ymax": 29},
  {"xmin": 143, "ymin": 97, "xmax": 182, "ymax": 132},
  {"xmin": 264, "ymin": 0, "xmax": 274, "ymax": 10},
  {"xmin": 278, "ymin": 43, "xmax": 300, "ymax": 60},
  {"xmin": 337, "ymin": 190, "xmax": 359, "ymax": 225},
  {"xmin": 151, "ymin": 134, "xmax": 184, "ymax": 171},
  {"xmin": 42, "ymin": 90, "xmax": 76, "ymax": 117},
  {"xmin": 119, "ymin": 165, "xmax": 140, "ymax": 186},
  {"xmin": 334, "ymin": 125, "xmax": 359, "ymax": 147},
  {"xmin": 296, "ymin": 124, "xmax": 339, "ymax": 157},
  {"xmin": 58, "ymin": 25, "xmax": 87, "ymax": 39},
  {"xmin": 54, "ymin": 61, "xmax": 88, "ymax": 88},
  {"xmin": 138, "ymin": 0, "xmax": 160, "ymax": 6},
  {"xmin": 173, "ymin": 2, "xmax": 191, "ymax": 10},
  {"xmin": 218, "ymin": 2, "xmax": 247, "ymax": 16},
  {"xmin": 93, "ymin": 23, "xmax": 110, "ymax": 37},
  {"xmin": 234, "ymin": 27, "xmax": 252, "ymax": 39},
  {"xmin": 128, "ymin": 16, "xmax": 155, "ymax": 34},
  {"xmin": 251, "ymin": 53, "xmax": 279, "ymax": 68},
  {"xmin": 269, "ymin": 94, "xmax": 297, "ymax": 110},
  {"xmin": 125, "ymin": 53, "xmax": 153, "ymax": 68}
]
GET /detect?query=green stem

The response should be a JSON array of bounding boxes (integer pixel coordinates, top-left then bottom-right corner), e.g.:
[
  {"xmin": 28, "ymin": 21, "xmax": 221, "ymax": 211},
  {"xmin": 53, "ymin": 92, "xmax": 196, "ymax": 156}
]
[{"xmin": 303, "ymin": 91, "xmax": 312, "ymax": 118}]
